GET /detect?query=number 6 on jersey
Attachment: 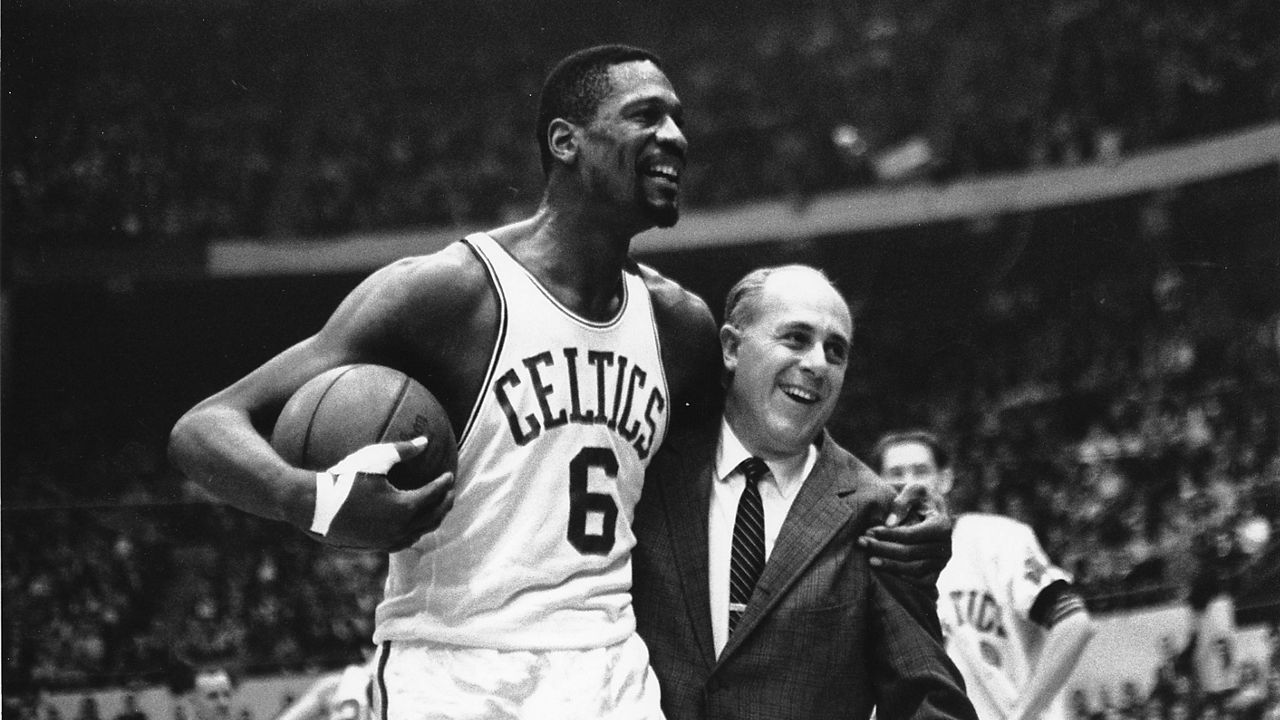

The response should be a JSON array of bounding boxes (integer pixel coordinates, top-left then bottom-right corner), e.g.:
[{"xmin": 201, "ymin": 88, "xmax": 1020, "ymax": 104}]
[{"xmin": 568, "ymin": 446, "xmax": 620, "ymax": 554}]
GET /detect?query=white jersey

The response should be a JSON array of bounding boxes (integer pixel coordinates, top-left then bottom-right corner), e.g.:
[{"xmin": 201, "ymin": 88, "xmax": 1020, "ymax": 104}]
[
  {"xmin": 936, "ymin": 513, "xmax": 1073, "ymax": 720},
  {"xmin": 330, "ymin": 657, "xmax": 376, "ymax": 720},
  {"xmin": 374, "ymin": 232, "xmax": 670, "ymax": 650}
]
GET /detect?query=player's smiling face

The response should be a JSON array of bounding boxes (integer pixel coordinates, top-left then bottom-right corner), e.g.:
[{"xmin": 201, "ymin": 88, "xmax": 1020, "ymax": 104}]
[
  {"xmin": 722, "ymin": 269, "xmax": 851, "ymax": 461},
  {"xmin": 579, "ymin": 60, "xmax": 686, "ymax": 229}
]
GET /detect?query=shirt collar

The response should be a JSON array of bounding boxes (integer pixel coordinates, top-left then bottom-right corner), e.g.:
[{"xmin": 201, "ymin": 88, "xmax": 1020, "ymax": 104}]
[{"xmin": 715, "ymin": 418, "xmax": 818, "ymax": 497}]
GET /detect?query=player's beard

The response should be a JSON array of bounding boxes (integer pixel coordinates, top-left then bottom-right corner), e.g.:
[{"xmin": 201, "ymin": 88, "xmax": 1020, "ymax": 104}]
[
  {"xmin": 641, "ymin": 187, "xmax": 679, "ymax": 228},
  {"xmin": 648, "ymin": 202, "xmax": 679, "ymax": 228}
]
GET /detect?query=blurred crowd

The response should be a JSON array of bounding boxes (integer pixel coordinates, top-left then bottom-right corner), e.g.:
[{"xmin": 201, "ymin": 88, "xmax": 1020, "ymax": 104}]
[
  {"xmin": 4, "ymin": 0, "xmax": 1277, "ymax": 247},
  {"xmin": 3, "ymin": 503, "xmax": 387, "ymax": 690},
  {"xmin": 1066, "ymin": 626, "xmax": 1280, "ymax": 719}
]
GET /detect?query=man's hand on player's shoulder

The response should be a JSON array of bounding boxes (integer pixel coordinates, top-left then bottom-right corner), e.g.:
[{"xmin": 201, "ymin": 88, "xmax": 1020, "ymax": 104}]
[{"xmin": 859, "ymin": 481, "xmax": 953, "ymax": 587}]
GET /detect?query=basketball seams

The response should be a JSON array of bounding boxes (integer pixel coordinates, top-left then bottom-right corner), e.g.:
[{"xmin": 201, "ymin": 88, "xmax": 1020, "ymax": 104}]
[
  {"xmin": 378, "ymin": 373, "xmax": 413, "ymax": 443},
  {"xmin": 457, "ymin": 234, "xmax": 509, "ymax": 452},
  {"xmin": 302, "ymin": 365, "xmax": 361, "ymax": 467}
]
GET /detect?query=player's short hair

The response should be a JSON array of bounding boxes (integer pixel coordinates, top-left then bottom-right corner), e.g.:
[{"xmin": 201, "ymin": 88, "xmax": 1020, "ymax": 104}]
[
  {"xmin": 536, "ymin": 44, "xmax": 666, "ymax": 175},
  {"xmin": 722, "ymin": 264, "xmax": 843, "ymax": 330},
  {"xmin": 871, "ymin": 429, "xmax": 952, "ymax": 473}
]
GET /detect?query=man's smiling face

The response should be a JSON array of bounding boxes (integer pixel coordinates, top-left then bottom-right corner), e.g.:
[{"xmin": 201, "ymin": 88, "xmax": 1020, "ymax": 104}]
[
  {"xmin": 722, "ymin": 267, "xmax": 852, "ymax": 461},
  {"xmin": 577, "ymin": 60, "xmax": 687, "ymax": 229}
]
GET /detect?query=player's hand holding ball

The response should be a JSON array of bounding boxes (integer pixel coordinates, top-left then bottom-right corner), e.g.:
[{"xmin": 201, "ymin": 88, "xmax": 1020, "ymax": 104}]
[
  {"xmin": 272, "ymin": 364, "xmax": 459, "ymax": 551},
  {"xmin": 310, "ymin": 436, "xmax": 455, "ymax": 551}
]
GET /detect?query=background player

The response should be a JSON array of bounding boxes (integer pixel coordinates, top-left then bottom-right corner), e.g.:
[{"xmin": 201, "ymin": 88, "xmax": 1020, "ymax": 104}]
[{"xmin": 873, "ymin": 429, "xmax": 1097, "ymax": 720}]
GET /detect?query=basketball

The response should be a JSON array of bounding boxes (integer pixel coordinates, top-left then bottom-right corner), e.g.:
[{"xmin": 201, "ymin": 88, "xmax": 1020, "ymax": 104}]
[{"xmin": 270, "ymin": 364, "xmax": 458, "ymax": 490}]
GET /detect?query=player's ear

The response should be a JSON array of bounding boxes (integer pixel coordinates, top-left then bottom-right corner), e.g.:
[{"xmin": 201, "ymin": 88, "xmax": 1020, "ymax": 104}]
[
  {"xmin": 720, "ymin": 324, "xmax": 741, "ymax": 373},
  {"xmin": 938, "ymin": 468, "xmax": 954, "ymax": 496},
  {"xmin": 547, "ymin": 118, "xmax": 579, "ymax": 167}
]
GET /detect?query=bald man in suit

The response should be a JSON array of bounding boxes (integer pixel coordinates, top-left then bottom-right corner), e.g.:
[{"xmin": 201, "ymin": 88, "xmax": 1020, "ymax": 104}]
[{"xmin": 633, "ymin": 265, "xmax": 975, "ymax": 720}]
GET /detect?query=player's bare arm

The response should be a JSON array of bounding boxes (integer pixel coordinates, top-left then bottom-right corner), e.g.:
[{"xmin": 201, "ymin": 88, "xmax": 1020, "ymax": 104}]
[
  {"xmin": 168, "ymin": 242, "xmax": 495, "ymax": 550},
  {"xmin": 1008, "ymin": 583, "xmax": 1096, "ymax": 720},
  {"xmin": 638, "ymin": 262, "xmax": 721, "ymax": 428}
]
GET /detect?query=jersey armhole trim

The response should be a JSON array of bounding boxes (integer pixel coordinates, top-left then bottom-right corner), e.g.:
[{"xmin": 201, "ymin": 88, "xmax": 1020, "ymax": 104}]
[{"xmin": 457, "ymin": 235, "xmax": 509, "ymax": 451}]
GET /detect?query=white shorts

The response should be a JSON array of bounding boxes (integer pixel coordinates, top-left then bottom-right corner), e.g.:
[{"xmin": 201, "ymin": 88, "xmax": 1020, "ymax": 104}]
[{"xmin": 373, "ymin": 633, "xmax": 664, "ymax": 720}]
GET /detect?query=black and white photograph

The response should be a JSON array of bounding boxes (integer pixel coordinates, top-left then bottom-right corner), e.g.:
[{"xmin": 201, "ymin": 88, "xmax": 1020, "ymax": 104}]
[{"xmin": 3, "ymin": 1, "xmax": 1277, "ymax": 719}]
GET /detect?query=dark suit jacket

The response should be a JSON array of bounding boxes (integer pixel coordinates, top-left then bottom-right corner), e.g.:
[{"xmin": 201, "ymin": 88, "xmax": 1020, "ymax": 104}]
[{"xmin": 633, "ymin": 422, "xmax": 976, "ymax": 720}]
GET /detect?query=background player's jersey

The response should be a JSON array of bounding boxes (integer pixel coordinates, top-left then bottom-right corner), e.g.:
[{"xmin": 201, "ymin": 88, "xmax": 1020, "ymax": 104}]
[
  {"xmin": 329, "ymin": 657, "xmax": 375, "ymax": 720},
  {"xmin": 374, "ymin": 232, "xmax": 670, "ymax": 650},
  {"xmin": 936, "ymin": 513, "xmax": 1073, "ymax": 720}
]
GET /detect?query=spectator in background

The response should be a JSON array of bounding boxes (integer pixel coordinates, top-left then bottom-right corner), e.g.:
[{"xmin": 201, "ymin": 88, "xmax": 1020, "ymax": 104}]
[
  {"xmin": 274, "ymin": 650, "xmax": 376, "ymax": 720},
  {"xmin": 113, "ymin": 695, "xmax": 148, "ymax": 720},
  {"xmin": 1139, "ymin": 696, "xmax": 1166, "ymax": 720},
  {"xmin": 4, "ymin": 695, "xmax": 39, "ymax": 720},
  {"xmin": 74, "ymin": 698, "xmax": 102, "ymax": 720},
  {"xmin": 1067, "ymin": 688, "xmax": 1095, "ymax": 720},
  {"xmin": 1226, "ymin": 661, "xmax": 1270, "ymax": 720},
  {"xmin": 189, "ymin": 666, "xmax": 235, "ymax": 720},
  {"xmin": 1270, "ymin": 625, "xmax": 1280, "ymax": 674},
  {"xmin": 168, "ymin": 662, "xmax": 235, "ymax": 720},
  {"xmin": 1264, "ymin": 668, "xmax": 1280, "ymax": 720},
  {"xmin": 1168, "ymin": 699, "xmax": 1195, "ymax": 720},
  {"xmin": 1188, "ymin": 594, "xmax": 1243, "ymax": 708},
  {"xmin": 1119, "ymin": 679, "xmax": 1145, "ymax": 718},
  {"xmin": 1153, "ymin": 633, "xmax": 1199, "ymax": 709}
]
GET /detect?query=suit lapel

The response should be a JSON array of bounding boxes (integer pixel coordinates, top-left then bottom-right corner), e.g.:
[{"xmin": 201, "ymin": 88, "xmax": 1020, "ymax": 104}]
[
  {"xmin": 717, "ymin": 433, "xmax": 864, "ymax": 661},
  {"xmin": 657, "ymin": 428, "xmax": 719, "ymax": 670}
]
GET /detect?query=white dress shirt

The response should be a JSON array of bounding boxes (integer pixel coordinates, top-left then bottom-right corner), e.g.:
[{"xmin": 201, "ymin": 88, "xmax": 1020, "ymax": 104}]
[{"xmin": 708, "ymin": 419, "xmax": 818, "ymax": 656}]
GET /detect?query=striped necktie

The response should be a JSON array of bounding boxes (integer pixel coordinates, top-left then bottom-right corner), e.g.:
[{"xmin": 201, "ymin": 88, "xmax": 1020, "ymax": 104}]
[{"xmin": 728, "ymin": 456, "xmax": 768, "ymax": 634}]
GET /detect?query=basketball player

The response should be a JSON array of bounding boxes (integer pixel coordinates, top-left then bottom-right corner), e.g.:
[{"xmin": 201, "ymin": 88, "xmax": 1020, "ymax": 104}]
[
  {"xmin": 170, "ymin": 45, "xmax": 948, "ymax": 718},
  {"xmin": 872, "ymin": 430, "xmax": 1097, "ymax": 720},
  {"xmin": 169, "ymin": 44, "xmax": 711, "ymax": 718}
]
